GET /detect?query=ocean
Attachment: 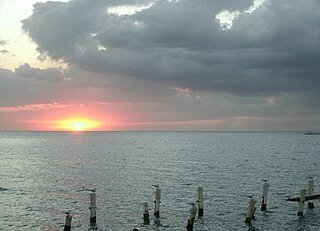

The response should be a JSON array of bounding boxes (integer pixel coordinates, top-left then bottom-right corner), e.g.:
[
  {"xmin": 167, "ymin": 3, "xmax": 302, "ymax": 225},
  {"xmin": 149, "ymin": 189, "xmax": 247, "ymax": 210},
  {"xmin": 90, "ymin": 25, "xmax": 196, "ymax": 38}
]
[{"xmin": 0, "ymin": 132, "xmax": 319, "ymax": 230}]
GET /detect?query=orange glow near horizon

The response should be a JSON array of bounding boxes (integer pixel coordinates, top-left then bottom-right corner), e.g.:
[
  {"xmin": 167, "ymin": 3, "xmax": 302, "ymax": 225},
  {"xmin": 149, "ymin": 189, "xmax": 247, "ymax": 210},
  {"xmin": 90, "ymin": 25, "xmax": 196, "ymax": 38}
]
[{"xmin": 55, "ymin": 118, "xmax": 103, "ymax": 131}]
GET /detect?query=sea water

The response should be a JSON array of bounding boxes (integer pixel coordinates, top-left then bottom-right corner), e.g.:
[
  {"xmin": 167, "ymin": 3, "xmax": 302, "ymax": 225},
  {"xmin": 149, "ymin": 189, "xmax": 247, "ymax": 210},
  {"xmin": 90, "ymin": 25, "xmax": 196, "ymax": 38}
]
[{"xmin": 0, "ymin": 132, "xmax": 319, "ymax": 230}]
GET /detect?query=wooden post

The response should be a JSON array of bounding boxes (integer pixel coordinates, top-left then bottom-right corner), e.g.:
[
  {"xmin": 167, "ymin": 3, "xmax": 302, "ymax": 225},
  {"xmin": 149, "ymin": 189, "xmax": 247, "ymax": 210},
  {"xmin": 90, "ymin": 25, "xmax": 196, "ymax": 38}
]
[
  {"xmin": 90, "ymin": 191, "xmax": 97, "ymax": 224},
  {"xmin": 63, "ymin": 213, "xmax": 72, "ymax": 231},
  {"xmin": 197, "ymin": 187, "xmax": 204, "ymax": 216},
  {"xmin": 261, "ymin": 180, "xmax": 269, "ymax": 211},
  {"xmin": 286, "ymin": 186, "xmax": 320, "ymax": 215},
  {"xmin": 297, "ymin": 189, "xmax": 307, "ymax": 216},
  {"xmin": 154, "ymin": 185, "xmax": 161, "ymax": 217},
  {"xmin": 186, "ymin": 203, "xmax": 197, "ymax": 231},
  {"xmin": 143, "ymin": 202, "xmax": 150, "ymax": 224},
  {"xmin": 307, "ymin": 178, "xmax": 315, "ymax": 208},
  {"xmin": 245, "ymin": 196, "xmax": 256, "ymax": 224}
]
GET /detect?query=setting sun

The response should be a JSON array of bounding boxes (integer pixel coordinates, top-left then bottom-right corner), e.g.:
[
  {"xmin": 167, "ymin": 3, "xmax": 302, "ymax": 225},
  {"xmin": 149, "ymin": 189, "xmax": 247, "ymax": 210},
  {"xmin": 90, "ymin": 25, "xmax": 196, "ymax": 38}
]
[{"xmin": 56, "ymin": 118, "xmax": 103, "ymax": 131}]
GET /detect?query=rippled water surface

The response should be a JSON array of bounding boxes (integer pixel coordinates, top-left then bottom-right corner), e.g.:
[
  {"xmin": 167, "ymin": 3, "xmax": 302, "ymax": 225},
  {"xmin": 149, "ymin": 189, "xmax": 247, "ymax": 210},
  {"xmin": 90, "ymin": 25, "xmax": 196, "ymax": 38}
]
[{"xmin": 1, "ymin": 132, "xmax": 320, "ymax": 230}]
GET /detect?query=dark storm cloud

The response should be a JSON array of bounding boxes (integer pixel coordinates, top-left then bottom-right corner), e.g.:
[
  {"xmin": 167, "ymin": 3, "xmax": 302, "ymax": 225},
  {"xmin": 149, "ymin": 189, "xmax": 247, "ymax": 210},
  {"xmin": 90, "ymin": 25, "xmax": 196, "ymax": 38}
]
[{"xmin": 21, "ymin": 0, "xmax": 320, "ymax": 97}]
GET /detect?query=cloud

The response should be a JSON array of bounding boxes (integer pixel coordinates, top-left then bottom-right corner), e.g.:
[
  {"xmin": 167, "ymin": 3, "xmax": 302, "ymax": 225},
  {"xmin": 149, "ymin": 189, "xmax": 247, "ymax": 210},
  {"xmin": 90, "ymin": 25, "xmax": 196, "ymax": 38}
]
[
  {"xmin": 0, "ymin": 41, "xmax": 12, "ymax": 56},
  {"xmin": 0, "ymin": 102, "xmax": 71, "ymax": 112},
  {"xmin": 1, "ymin": 0, "xmax": 319, "ymax": 131},
  {"xmin": 0, "ymin": 67, "xmax": 74, "ymax": 107},
  {"xmin": 20, "ymin": 0, "xmax": 320, "ymax": 100},
  {"xmin": 215, "ymin": 0, "xmax": 265, "ymax": 30},
  {"xmin": 0, "ymin": 49, "xmax": 9, "ymax": 54},
  {"xmin": 169, "ymin": 87, "xmax": 190, "ymax": 94},
  {"xmin": 119, "ymin": 118, "xmax": 226, "ymax": 131},
  {"xmin": 0, "ymin": 40, "xmax": 7, "ymax": 46},
  {"xmin": 14, "ymin": 63, "xmax": 65, "ymax": 82},
  {"xmin": 107, "ymin": 2, "xmax": 156, "ymax": 16}
]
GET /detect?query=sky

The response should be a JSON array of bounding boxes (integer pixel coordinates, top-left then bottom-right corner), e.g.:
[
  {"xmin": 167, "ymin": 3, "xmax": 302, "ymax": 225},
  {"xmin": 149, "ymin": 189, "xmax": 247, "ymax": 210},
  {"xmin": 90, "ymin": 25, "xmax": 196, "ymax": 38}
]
[{"xmin": 1, "ymin": 0, "xmax": 320, "ymax": 131}]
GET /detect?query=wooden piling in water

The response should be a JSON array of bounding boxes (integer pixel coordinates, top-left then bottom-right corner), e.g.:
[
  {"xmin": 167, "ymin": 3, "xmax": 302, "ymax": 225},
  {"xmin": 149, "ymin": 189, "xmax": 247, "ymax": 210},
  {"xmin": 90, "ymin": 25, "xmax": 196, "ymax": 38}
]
[
  {"xmin": 186, "ymin": 203, "xmax": 197, "ymax": 231},
  {"xmin": 307, "ymin": 178, "xmax": 315, "ymax": 208},
  {"xmin": 154, "ymin": 185, "xmax": 161, "ymax": 217},
  {"xmin": 143, "ymin": 202, "xmax": 150, "ymax": 224},
  {"xmin": 90, "ymin": 191, "xmax": 97, "ymax": 224},
  {"xmin": 197, "ymin": 186, "xmax": 204, "ymax": 216},
  {"xmin": 297, "ymin": 189, "xmax": 307, "ymax": 216},
  {"xmin": 63, "ymin": 213, "xmax": 72, "ymax": 231},
  {"xmin": 261, "ymin": 181, "xmax": 269, "ymax": 211},
  {"xmin": 245, "ymin": 196, "xmax": 256, "ymax": 224}
]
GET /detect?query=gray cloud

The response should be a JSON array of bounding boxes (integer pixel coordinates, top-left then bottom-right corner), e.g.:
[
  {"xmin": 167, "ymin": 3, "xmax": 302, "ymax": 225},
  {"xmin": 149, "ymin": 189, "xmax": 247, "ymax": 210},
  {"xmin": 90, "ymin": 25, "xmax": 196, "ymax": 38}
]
[
  {"xmin": 21, "ymin": 0, "xmax": 320, "ymax": 97},
  {"xmin": 14, "ymin": 63, "xmax": 65, "ymax": 82},
  {"xmin": 0, "ymin": 68, "xmax": 59, "ymax": 106},
  {"xmin": 0, "ymin": 68, "xmax": 35, "ymax": 106},
  {"xmin": 0, "ymin": 40, "xmax": 7, "ymax": 46},
  {"xmin": 9, "ymin": 0, "xmax": 319, "ymax": 130},
  {"xmin": 0, "ymin": 49, "xmax": 9, "ymax": 54}
]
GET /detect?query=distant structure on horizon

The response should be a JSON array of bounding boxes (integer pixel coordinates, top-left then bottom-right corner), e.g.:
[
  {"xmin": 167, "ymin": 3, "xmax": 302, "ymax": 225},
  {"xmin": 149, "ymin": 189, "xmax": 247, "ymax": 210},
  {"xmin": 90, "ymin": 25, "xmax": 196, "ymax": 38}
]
[{"xmin": 305, "ymin": 131, "xmax": 320, "ymax": 135}]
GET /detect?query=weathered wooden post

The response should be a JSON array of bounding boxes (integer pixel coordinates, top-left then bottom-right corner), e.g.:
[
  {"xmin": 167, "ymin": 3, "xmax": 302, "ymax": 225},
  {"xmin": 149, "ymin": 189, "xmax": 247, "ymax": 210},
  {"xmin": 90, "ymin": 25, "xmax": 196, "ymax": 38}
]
[
  {"xmin": 286, "ymin": 182, "xmax": 320, "ymax": 216},
  {"xmin": 186, "ymin": 203, "xmax": 197, "ymax": 231},
  {"xmin": 307, "ymin": 177, "xmax": 315, "ymax": 208},
  {"xmin": 245, "ymin": 195, "xmax": 256, "ymax": 224},
  {"xmin": 64, "ymin": 213, "xmax": 72, "ymax": 231},
  {"xmin": 143, "ymin": 202, "xmax": 150, "ymax": 224},
  {"xmin": 197, "ymin": 186, "xmax": 204, "ymax": 216},
  {"xmin": 153, "ymin": 185, "xmax": 161, "ymax": 217},
  {"xmin": 297, "ymin": 189, "xmax": 307, "ymax": 216},
  {"xmin": 261, "ymin": 180, "xmax": 269, "ymax": 211},
  {"xmin": 89, "ymin": 191, "xmax": 97, "ymax": 224}
]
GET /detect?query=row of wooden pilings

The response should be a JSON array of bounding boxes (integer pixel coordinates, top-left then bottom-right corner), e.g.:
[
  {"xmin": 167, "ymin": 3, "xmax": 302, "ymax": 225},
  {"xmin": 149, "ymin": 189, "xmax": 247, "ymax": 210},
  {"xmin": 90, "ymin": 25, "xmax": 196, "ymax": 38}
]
[
  {"xmin": 63, "ymin": 177, "xmax": 319, "ymax": 231},
  {"xmin": 245, "ymin": 177, "xmax": 320, "ymax": 224},
  {"xmin": 138, "ymin": 185, "xmax": 203, "ymax": 231},
  {"xmin": 63, "ymin": 186, "xmax": 203, "ymax": 231}
]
